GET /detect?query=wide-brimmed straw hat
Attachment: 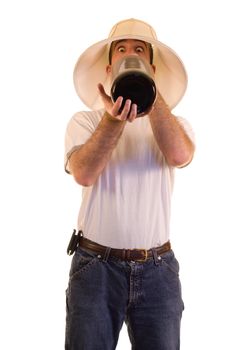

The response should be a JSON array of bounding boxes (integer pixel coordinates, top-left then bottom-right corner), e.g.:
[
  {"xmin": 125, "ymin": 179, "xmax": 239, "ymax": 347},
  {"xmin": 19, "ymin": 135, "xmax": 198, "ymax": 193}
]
[{"xmin": 73, "ymin": 18, "xmax": 187, "ymax": 110}]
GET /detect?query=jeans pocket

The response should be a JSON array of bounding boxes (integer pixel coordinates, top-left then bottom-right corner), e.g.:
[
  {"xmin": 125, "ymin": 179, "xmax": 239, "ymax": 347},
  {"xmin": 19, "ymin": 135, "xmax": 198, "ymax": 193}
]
[
  {"xmin": 69, "ymin": 247, "xmax": 99, "ymax": 280},
  {"xmin": 161, "ymin": 251, "xmax": 180, "ymax": 276}
]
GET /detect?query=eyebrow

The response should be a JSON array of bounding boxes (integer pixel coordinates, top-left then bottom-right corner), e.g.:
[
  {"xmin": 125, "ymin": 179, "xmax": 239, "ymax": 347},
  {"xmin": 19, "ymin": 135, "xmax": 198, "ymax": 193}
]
[{"xmin": 113, "ymin": 39, "xmax": 147, "ymax": 49}]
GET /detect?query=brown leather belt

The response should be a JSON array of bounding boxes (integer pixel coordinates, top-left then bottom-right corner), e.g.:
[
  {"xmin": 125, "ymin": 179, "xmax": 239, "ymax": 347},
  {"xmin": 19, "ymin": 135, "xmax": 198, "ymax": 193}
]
[{"xmin": 79, "ymin": 237, "xmax": 171, "ymax": 262}]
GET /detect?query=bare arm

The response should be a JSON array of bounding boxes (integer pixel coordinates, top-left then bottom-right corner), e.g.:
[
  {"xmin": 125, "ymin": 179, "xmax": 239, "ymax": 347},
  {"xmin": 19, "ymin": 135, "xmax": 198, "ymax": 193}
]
[
  {"xmin": 69, "ymin": 114, "xmax": 125, "ymax": 186},
  {"xmin": 149, "ymin": 92, "xmax": 195, "ymax": 168},
  {"xmin": 69, "ymin": 84, "xmax": 137, "ymax": 186}
]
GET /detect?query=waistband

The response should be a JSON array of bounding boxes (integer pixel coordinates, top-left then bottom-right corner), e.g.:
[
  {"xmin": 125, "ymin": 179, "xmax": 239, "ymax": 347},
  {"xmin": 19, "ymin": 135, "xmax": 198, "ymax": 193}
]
[{"xmin": 79, "ymin": 237, "xmax": 171, "ymax": 262}]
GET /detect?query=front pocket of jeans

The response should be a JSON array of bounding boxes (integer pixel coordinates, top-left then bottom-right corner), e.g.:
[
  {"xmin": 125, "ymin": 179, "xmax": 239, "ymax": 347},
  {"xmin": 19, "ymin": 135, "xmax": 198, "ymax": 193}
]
[
  {"xmin": 69, "ymin": 250, "xmax": 99, "ymax": 280},
  {"xmin": 161, "ymin": 255, "xmax": 180, "ymax": 275}
]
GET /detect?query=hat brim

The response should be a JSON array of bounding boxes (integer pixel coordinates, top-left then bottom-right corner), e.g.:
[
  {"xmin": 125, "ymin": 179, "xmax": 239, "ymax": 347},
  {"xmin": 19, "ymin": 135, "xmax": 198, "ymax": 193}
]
[{"xmin": 73, "ymin": 34, "xmax": 188, "ymax": 110}]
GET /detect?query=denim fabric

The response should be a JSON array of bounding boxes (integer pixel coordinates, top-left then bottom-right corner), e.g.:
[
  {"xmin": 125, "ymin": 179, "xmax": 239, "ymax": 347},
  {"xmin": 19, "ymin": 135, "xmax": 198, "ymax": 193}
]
[{"xmin": 65, "ymin": 246, "xmax": 184, "ymax": 350}]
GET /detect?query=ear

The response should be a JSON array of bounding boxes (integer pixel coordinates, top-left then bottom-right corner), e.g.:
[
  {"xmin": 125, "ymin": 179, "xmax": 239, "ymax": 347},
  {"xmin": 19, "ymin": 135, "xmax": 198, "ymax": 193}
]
[
  {"xmin": 106, "ymin": 65, "xmax": 111, "ymax": 74},
  {"xmin": 152, "ymin": 64, "xmax": 156, "ymax": 73}
]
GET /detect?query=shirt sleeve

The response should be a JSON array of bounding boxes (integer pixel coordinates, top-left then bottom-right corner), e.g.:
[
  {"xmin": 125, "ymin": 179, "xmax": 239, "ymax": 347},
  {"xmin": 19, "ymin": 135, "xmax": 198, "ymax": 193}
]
[{"xmin": 64, "ymin": 110, "xmax": 103, "ymax": 174}]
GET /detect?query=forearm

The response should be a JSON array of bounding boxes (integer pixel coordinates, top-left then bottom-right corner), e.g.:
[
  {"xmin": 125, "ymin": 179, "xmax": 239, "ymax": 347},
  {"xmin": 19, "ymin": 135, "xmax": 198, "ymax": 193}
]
[
  {"xmin": 149, "ymin": 94, "xmax": 195, "ymax": 167},
  {"xmin": 69, "ymin": 112, "xmax": 126, "ymax": 186}
]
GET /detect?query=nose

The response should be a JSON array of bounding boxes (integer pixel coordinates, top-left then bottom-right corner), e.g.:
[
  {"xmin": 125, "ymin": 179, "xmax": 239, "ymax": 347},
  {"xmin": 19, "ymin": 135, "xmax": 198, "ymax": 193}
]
[{"xmin": 127, "ymin": 48, "xmax": 139, "ymax": 56}]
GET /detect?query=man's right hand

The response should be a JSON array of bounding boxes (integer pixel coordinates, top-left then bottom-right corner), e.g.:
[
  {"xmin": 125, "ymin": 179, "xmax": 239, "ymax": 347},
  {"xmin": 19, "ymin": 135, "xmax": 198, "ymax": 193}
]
[{"xmin": 98, "ymin": 83, "xmax": 137, "ymax": 123}]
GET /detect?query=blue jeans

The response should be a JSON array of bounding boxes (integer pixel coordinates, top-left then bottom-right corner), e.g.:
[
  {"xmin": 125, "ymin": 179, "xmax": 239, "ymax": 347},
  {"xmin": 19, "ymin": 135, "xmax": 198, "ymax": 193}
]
[{"xmin": 65, "ymin": 245, "xmax": 184, "ymax": 350}]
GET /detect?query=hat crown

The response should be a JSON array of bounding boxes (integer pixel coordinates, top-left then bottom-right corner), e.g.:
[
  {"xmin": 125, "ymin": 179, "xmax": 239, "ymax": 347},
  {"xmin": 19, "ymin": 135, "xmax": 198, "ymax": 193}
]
[{"xmin": 108, "ymin": 18, "xmax": 158, "ymax": 41}]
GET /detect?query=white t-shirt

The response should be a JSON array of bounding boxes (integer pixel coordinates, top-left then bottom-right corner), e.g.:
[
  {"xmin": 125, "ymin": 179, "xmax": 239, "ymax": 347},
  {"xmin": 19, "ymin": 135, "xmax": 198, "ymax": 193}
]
[{"xmin": 65, "ymin": 109, "xmax": 193, "ymax": 249}]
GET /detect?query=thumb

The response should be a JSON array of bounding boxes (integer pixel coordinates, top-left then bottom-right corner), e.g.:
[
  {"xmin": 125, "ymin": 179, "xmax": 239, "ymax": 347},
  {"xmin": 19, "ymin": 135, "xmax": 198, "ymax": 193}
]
[
  {"xmin": 98, "ymin": 83, "xmax": 112, "ymax": 107},
  {"xmin": 98, "ymin": 83, "xmax": 108, "ymax": 99}
]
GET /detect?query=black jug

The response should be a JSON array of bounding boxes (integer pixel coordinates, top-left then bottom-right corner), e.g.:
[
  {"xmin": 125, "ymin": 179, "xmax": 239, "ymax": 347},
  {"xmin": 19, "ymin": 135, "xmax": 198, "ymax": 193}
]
[{"xmin": 110, "ymin": 55, "xmax": 156, "ymax": 116}]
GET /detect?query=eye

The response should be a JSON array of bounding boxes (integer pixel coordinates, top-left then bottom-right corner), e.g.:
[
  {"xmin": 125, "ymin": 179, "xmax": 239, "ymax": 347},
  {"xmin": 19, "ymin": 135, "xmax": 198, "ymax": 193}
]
[
  {"xmin": 136, "ymin": 46, "xmax": 144, "ymax": 53},
  {"xmin": 117, "ymin": 46, "xmax": 125, "ymax": 53}
]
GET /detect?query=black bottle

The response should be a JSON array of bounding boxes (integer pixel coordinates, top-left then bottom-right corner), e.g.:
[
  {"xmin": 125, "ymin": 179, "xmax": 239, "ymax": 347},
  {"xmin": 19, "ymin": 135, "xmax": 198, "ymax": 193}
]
[{"xmin": 110, "ymin": 56, "xmax": 156, "ymax": 116}]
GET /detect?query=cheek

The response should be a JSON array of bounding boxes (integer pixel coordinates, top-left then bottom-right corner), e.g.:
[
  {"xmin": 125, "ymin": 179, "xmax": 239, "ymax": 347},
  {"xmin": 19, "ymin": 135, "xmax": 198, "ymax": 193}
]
[{"xmin": 111, "ymin": 53, "xmax": 124, "ymax": 63}]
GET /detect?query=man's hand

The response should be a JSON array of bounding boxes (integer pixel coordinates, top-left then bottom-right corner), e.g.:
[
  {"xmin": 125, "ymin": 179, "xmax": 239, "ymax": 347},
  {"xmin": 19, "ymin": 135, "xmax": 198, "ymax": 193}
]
[{"xmin": 98, "ymin": 83, "xmax": 137, "ymax": 123}]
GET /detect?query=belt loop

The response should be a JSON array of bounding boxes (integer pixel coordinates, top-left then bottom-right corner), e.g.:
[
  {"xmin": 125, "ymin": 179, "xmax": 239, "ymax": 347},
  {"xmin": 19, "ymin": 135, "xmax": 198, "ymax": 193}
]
[
  {"xmin": 152, "ymin": 248, "xmax": 160, "ymax": 266},
  {"xmin": 122, "ymin": 249, "xmax": 126, "ymax": 260},
  {"xmin": 103, "ymin": 247, "xmax": 111, "ymax": 263}
]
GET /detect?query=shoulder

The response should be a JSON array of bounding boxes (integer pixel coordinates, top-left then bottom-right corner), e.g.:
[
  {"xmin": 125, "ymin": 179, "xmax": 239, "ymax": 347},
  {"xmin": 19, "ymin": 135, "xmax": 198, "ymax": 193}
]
[{"xmin": 70, "ymin": 109, "xmax": 105, "ymax": 127}]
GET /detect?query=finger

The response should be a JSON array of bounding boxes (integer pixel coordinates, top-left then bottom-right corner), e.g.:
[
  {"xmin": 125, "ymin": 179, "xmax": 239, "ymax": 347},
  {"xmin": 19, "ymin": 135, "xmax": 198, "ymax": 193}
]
[
  {"xmin": 98, "ymin": 83, "xmax": 108, "ymax": 98},
  {"xmin": 98, "ymin": 83, "xmax": 113, "ymax": 113},
  {"xmin": 120, "ymin": 99, "xmax": 131, "ymax": 120},
  {"xmin": 111, "ymin": 96, "xmax": 123, "ymax": 116},
  {"xmin": 98, "ymin": 83, "xmax": 113, "ymax": 105},
  {"xmin": 127, "ymin": 103, "xmax": 137, "ymax": 122},
  {"xmin": 97, "ymin": 83, "xmax": 103, "ymax": 93}
]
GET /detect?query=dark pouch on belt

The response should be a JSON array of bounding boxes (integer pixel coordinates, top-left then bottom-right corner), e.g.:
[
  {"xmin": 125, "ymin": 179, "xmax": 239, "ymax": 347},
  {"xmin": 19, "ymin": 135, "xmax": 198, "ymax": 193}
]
[{"xmin": 67, "ymin": 230, "xmax": 83, "ymax": 255}]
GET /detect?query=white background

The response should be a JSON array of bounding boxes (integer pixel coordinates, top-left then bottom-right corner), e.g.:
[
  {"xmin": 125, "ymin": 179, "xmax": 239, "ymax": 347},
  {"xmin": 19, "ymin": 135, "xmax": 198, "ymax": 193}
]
[{"xmin": 0, "ymin": 0, "xmax": 248, "ymax": 349}]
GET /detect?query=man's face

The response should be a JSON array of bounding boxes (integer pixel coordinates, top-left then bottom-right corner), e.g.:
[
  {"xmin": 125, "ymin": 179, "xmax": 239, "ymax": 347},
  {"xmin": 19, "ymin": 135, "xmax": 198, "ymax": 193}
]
[{"xmin": 109, "ymin": 39, "xmax": 152, "ymax": 65}]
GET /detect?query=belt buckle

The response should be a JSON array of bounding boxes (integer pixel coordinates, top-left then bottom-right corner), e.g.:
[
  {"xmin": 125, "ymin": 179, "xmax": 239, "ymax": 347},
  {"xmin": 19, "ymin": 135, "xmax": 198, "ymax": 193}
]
[{"xmin": 134, "ymin": 249, "xmax": 148, "ymax": 262}]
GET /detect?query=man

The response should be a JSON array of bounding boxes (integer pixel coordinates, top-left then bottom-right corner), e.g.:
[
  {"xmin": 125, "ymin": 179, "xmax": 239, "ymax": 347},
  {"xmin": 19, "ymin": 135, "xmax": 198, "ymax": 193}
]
[{"xmin": 65, "ymin": 18, "xmax": 195, "ymax": 350}]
